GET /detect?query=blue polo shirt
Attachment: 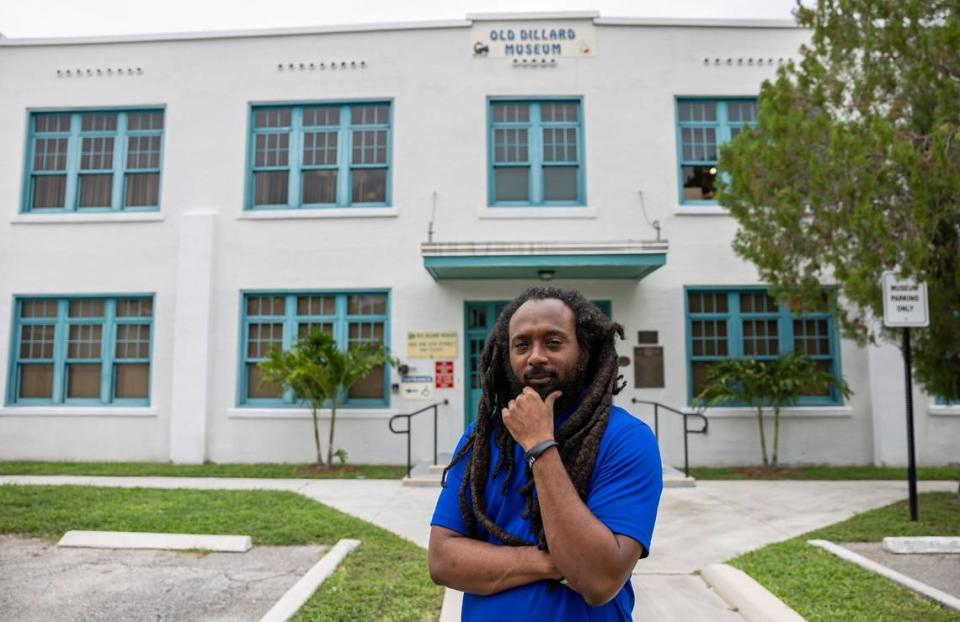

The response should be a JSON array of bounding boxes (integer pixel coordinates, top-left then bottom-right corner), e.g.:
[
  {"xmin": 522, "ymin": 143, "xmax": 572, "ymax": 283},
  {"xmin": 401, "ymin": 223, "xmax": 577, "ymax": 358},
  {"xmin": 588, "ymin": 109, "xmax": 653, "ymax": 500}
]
[{"xmin": 431, "ymin": 404, "xmax": 663, "ymax": 621}]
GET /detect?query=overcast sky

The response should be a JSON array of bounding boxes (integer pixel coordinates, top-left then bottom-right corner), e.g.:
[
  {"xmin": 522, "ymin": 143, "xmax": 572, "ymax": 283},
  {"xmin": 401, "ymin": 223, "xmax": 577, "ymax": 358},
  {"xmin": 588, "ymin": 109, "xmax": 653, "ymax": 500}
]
[{"xmin": 0, "ymin": 0, "xmax": 800, "ymax": 39}]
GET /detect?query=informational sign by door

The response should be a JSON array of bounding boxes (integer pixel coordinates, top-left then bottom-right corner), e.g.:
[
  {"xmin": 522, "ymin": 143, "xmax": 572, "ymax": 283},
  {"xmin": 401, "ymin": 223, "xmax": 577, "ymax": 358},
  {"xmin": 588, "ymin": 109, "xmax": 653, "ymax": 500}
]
[
  {"xmin": 407, "ymin": 331, "xmax": 458, "ymax": 359},
  {"xmin": 881, "ymin": 272, "xmax": 929, "ymax": 327},
  {"xmin": 400, "ymin": 375, "xmax": 434, "ymax": 400},
  {"xmin": 435, "ymin": 361, "xmax": 454, "ymax": 389}
]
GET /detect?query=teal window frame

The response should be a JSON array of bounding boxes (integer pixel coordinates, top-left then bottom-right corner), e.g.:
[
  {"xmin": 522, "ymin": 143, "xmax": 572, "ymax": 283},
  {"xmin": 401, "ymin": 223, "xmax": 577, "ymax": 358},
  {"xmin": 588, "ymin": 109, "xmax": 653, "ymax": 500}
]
[
  {"xmin": 245, "ymin": 102, "xmax": 392, "ymax": 210},
  {"xmin": 21, "ymin": 108, "xmax": 165, "ymax": 213},
  {"xmin": 675, "ymin": 97, "xmax": 756, "ymax": 205},
  {"xmin": 487, "ymin": 98, "xmax": 585, "ymax": 207},
  {"xmin": 684, "ymin": 286, "xmax": 843, "ymax": 406},
  {"xmin": 6, "ymin": 295, "xmax": 154, "ymax": 406},
  {"xmin": 237, "ymin": 290, "xmax": 391, "ymax": 407}
]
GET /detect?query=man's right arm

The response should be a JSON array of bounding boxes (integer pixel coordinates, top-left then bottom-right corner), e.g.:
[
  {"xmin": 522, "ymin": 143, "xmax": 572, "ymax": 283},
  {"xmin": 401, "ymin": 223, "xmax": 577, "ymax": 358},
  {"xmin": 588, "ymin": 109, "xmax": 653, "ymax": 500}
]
[{"xmin": 428, "ymin": 526, "xmax": 561, "ymax": 595}]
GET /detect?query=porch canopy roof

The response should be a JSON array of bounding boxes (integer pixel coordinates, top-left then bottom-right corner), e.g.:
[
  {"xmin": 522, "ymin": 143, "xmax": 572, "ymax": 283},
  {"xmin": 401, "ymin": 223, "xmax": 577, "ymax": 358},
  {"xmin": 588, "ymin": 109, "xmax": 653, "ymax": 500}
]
[{"xmin": 421, "ymin": 240, "xmax": 667, "ymax": 281}]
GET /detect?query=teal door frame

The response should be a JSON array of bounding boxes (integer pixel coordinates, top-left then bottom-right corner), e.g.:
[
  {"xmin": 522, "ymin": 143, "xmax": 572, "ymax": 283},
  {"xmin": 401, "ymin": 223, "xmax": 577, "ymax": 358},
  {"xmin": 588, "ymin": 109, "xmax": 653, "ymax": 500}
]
[{"xmin": 463, "ymin": 299, "xmax": 611, "ymax": 429}]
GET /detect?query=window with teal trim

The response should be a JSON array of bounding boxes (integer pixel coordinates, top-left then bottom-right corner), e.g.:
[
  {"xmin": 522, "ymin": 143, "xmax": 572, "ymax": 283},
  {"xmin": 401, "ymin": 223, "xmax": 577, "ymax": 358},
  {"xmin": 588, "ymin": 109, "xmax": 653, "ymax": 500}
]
[
  {"xmin": 677, "ymin": 99, "xmax": 756, "ymax": 203},
  {"xmin": 489, "ymin": 100, "xmax": 583, "ymax": 206},
  {"xmin": 9, "ymin": 296, "xmax": 153, "ymax": 405},
  {"xmin": 248, "ymin": 103, "xmax": 391, "ymax": 209},
  {"xmin": 240, "ymin": 292, "xmax": 389, "ymax": 406},
  {"xmin": 686, "ymin": 289, "xmax": 841, "ymax": 404},
  {"xmin": 25, "ymin": 110, "xmax": 164, "ymax": 212}
]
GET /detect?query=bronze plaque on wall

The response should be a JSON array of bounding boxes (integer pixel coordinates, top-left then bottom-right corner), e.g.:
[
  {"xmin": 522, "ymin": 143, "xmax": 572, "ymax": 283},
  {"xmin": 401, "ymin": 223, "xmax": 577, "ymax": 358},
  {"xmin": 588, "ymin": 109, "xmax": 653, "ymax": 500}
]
[{"xmin": 633, "ymin": 346, "xmax": 664, "ymax": 388}]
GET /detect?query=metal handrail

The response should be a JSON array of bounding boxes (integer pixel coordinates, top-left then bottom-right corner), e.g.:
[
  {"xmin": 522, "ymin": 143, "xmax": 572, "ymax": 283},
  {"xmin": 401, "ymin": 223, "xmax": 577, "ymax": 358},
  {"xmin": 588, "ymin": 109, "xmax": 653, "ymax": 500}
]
[
  {"xmin": 389, "ymin": 399, "xmax": 449, "ymax": 478},
  {"xmin": 630, "ymin": 398, "xmax": 708, "ymax": 478}
]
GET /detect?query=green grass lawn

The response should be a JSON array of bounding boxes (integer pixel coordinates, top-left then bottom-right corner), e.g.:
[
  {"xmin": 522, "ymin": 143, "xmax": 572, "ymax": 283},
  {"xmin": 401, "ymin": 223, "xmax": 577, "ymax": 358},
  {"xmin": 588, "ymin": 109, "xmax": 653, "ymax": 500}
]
[
  {"xmin": 689, "ymin": 465, "xmax": 960, "ymax": 480},
  {"xmin": 729, "ymin": 492, "xmax": 960, "ymax": 622},
  {"xmin": 0, "ymin": 484, "xmax": 441, "ymax": 622},
  {"xmin": 0, "ymin": 461, "xmax": 408, "ymax": 479}
]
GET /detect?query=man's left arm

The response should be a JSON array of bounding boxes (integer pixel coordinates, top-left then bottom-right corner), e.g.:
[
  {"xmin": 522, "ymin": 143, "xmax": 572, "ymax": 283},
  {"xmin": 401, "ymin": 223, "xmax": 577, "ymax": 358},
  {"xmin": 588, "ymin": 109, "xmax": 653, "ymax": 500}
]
[
  {"xmin": 503, "ymin": 387, "xmax": 660, "ymax": 607},
  {"xmin": 531, "ymin": 448, "xmax": 642, "ymax": 606}
]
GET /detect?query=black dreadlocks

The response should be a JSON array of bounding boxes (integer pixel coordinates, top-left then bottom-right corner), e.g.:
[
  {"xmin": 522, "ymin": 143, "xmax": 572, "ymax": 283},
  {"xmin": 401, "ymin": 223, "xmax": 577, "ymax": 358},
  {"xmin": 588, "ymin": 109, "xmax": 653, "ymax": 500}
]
[{"xmin": 442, "ymin": 286, "xmax": 626, "ymax": 550}]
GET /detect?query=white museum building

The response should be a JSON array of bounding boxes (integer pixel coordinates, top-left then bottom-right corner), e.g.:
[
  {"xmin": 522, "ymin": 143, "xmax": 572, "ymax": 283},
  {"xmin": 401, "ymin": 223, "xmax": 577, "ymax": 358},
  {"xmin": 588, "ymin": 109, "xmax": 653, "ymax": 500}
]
[{"xmin": 0, "ymin": 12, "xmax": 955, "ymax": 469}]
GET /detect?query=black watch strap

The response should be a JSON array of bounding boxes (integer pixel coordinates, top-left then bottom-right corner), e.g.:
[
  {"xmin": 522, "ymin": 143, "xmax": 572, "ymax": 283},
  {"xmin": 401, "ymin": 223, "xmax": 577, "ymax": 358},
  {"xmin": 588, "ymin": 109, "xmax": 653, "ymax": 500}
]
[{"xmin": 525, "ymin": 440, "xmax": 559, "ymax": 468}]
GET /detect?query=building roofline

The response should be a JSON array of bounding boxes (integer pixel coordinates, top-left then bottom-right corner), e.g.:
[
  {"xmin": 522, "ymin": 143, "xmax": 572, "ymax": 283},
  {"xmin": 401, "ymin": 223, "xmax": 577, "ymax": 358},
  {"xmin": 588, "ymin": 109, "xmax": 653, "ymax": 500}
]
[{"xmin": 0, "ymin": 13, "xmax": 800, "ymax": 48}]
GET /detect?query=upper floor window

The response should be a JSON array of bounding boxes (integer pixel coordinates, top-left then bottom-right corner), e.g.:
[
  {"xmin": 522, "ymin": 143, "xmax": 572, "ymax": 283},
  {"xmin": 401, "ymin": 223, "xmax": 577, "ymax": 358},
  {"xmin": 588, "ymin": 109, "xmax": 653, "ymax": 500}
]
[
  {"xmin": 685, "ymin": 288, "xmax": 842, "ymax": 405},
  {"xmin": 8, "ymin": 296, "xmax": 154, "ymax": 405},
  {"xmin": 489, "ymin": 99, "xmax": 584, "ymax": 206},
  {"xmin": 676, "ymin": 99, "xmax": 756, "ymax": 204},
  {"xmin": 24, "ymin": 110, "xmax": 164, "ymax": 212},
  {"xmin": 248, "ymin": 103, "xmax": 391, "ymax": 209},
  {"xmin": 240, "ymin": 292, "xmax": 389, "ymax": 406}
]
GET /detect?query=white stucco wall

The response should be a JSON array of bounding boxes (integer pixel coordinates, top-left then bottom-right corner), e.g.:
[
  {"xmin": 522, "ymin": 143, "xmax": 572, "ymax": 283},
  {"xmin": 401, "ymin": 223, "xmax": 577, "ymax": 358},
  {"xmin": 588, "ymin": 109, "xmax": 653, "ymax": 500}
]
[{"xmin": 0, "ymin": 16, "xmax": 954, "ymax": 466}]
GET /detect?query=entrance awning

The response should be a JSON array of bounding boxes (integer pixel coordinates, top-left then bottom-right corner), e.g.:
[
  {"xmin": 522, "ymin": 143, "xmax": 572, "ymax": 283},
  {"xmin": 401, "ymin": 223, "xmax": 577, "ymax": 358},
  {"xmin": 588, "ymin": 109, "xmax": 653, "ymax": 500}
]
[{"xmin": 421, "ymin": 240, "xmax": 667, "ymax": 281}]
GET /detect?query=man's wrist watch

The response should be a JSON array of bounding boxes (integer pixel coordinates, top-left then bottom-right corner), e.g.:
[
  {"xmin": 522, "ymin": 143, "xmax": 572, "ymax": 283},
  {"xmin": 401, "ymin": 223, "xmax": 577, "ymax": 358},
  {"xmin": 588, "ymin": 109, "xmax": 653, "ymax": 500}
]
[{"xmin": 524, "ymin": 439, "xmax": 559, "ymax": 469}]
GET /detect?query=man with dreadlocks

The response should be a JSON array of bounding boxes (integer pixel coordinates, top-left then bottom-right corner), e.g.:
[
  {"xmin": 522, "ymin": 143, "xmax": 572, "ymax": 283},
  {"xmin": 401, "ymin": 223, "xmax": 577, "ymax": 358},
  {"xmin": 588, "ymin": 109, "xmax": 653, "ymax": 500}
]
[{"xmin": 428, "ymin": 287, "xmax": 663, "ymax": 621}]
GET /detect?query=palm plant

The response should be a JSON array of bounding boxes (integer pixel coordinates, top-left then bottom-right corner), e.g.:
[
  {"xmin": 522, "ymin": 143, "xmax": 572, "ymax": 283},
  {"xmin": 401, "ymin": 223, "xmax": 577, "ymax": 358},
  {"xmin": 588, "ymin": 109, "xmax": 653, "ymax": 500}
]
[
  {"xmin": 694, "ymin": 352, "xmax": 851, "ymax": 468},
  {"xmin": 257, "ymin": 330, "xmax": 395, "ymax": 467}
]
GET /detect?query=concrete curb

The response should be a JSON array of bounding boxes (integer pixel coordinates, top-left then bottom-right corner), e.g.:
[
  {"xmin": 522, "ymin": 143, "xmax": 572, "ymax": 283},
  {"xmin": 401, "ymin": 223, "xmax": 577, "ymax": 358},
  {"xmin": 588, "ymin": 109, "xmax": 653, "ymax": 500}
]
[
  {"xmin": 57, "ymin": 530, "xmax": 252, "ymax": 552},
  {"xmin": 701, "ymin": 563, "xmax": 807, "ymax": 622},
  {"xmin": 808, "ymin": 539, "xmax": 960, "ymax": 611},
  {"xmin": 883, "ymin": 536, "xmax": 960, "ymax": 554},
  {"xmin": 259, "ymin": 538, "xmax": 361, "ymax": 622}
]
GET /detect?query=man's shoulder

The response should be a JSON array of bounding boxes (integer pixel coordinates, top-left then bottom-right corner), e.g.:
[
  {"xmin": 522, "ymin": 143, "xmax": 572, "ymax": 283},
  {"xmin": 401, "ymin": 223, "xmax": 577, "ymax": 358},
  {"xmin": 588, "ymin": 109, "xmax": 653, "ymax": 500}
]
[{"xmin": 602, "ymin": 405, "xmax": 658, "ymax": 452}]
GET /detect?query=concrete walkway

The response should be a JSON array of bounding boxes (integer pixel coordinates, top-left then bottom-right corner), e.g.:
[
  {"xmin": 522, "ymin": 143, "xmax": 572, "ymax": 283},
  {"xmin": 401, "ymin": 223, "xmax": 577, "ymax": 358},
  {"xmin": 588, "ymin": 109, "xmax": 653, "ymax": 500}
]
[{"xmin": 2, "ymin": 476, "xmax": 955, "ymax": 621}]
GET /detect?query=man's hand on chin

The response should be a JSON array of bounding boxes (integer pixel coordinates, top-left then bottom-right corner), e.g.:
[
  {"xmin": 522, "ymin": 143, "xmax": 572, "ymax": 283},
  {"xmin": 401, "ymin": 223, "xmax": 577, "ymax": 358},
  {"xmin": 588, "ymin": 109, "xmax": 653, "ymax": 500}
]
[{"xmin": 501, "ymin": 387, "xmax": 562, "ymax": 452}]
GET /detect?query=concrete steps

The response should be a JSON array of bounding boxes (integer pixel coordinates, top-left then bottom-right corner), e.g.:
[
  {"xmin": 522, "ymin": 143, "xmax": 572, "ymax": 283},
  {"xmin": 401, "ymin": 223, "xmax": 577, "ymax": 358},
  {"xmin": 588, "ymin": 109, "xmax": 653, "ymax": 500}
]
[{"xmin": 402, "ymin": 461, "xmax": 696, "ymax": 488}]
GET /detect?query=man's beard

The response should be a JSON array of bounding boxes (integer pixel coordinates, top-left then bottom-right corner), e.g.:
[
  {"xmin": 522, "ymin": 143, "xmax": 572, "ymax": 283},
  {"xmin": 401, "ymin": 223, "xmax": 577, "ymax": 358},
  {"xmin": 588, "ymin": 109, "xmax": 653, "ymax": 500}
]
[{"xmin": 504, "ymin": 358, "xmax": 588, "ymax": 415}]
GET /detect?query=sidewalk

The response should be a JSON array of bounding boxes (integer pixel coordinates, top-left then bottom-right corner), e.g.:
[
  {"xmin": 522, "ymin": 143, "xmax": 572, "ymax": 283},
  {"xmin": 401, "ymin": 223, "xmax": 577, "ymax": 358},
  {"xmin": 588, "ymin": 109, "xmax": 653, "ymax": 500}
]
[{"xmin": 2, "ymin": 475, "xmax": 954, "ymax": 621}]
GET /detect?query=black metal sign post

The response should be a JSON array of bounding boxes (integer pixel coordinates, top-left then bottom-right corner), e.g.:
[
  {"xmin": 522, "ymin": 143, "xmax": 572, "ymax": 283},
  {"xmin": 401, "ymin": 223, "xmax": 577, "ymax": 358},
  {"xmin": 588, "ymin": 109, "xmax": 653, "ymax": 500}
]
[{"xmin": 902, "ymin": 327, "xmax": 918, "ymax": 521}]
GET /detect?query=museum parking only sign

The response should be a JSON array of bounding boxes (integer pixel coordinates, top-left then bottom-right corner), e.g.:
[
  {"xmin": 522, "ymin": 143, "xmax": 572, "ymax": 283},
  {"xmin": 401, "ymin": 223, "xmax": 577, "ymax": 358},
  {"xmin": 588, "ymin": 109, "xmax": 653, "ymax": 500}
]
[{"xmin": 882, "ymin": 271, "xmax": 929, "ymax": 328}]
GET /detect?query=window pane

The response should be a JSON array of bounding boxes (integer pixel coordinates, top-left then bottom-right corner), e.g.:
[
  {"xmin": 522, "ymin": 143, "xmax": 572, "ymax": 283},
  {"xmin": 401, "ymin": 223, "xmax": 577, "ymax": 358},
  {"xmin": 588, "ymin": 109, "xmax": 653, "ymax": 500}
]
[
  {"xmin": 681, "ymin": 127, "xmax": 717, "ymax": 162},
  {"xmin": 78, "ymin": 174, "xmax": 113, "ymax": 208},
  {"xmin": 352, "ymin": 129, "xmax": 388, "ymax": 164},
  {"xmin": 543, "ymin": 167, "xmax": 578, "ymax": 201},
  {"xmin": 68, "ymin": 324, "xmax": 103, "ymax": 358},
  {"xmin": 247, "ymin": 296, "xmax": 285, "ymax": 317},
  {"xmin": 303, "ymin": 170, "xmax": 337, "ymax": 204},
  {"xmin": 34, "ymin": 138, "xmax": 68, "ymax": 170},
  {"xmin": 543, "ymin": 128, "xmax": 577, "ymax": 163},
  {"xmin": 297, "ymin": 295, "xmax": 336, "ymax": 316},
  {"xmin": 348, "ymin": 365, "xmax": 384, "ymax": 399},
  {"xmin": 22, "ymin": 299, "xmax": 58, "ymax": 318},
  {"xmin": 493, "ymin": 129, "xmax": 528, "ymax": 163},
  {"xmin": 20, "ymin": 325, "xmax": 56, "ymax": 359},
  {"xmin": 254, "ymin": 109, "xmax": 291, "ymax": 128},
  {"xmin": 352, "ymin": 104, "xmax": 389, "ymax": 125},
  {"xmin": 682, "ymin": 166, "xmax": 717, "ymax": 200},
  {"xmin": 254, "ymin": 172, "xmax": 289, "ymax": 205},
  {"xmin": 125, "ymin": 173, "xmax": 159, "ymax": 206},
  {"xmin": 491, "ymin": 103, "xmax": 529, "ymax": 123},
  {"xmin": 117, "ymin": 299, "xmax": 153, "ymax": 317},
  {"xmin": 81, "ymin": 113, "xmax": 118, "ymax": 132},
  {"xmin": 348, "ymin": 295, "xmax": 386, "ymax": 315},
  {"xmin": 298, "ymin": 322, "xmax": 334, "ymax": 339},
  {"xmin": 303, "ymin": 107, "xmax": 340, "ymax": 127},
  {"xmin": 494, "ymin": 168, "xmax": 529, "ymax": 202},
  {"xmin": 69, "ymin": 300, "xmax": 105, "ymax": 318},
  {"xmin": 678, "ymin": 101, "xmax": 716, "ymax": 122},
  {"xmin": 302, "ymin": 131, "xmax": 338, "ymax": 166},
  {"xmin": 35, "ymin": 114, "xmax": 71, "ymax": 133},
  {"xmin": 127, "ymin": 112, "xmax": 164, "ymax": 131},
  {"xmin": 247, "ymin": 364, "xmax": 282, "ymax": 398},
  {"xmin": 19, "ymin": 364, "xmax": 54, "ymax": 399},
  {"xmin": 351, "ymin": 169, "xmax": 386, "ymax": 203},
  {"xmin": 247, "ymin": 322, "xmax": 283, "ymax": 357},
  {"xmin": 728, "ymin": 101, "xmax": 757, "ymax": 123},
  {"xmin": 691, "ymin": 361, "xmax": 714, "ymax": 397},
  {"xmin": 127, "ymin": 135, "xmax": 161, "ymax": 169},
  {"xmin": 115, "ymin": 363, "xmax": 149, "ymax": 398},
  {"xmin": 116, "ymin": 324, "xmax": 151, "ymax": 358},
  {"xmin": 80, "ymin": 136, "xmax": 115, "ymax": 170},
  {"xmin": 67, "ymin": 363, "xmax": 101, "ymax": 398},
  {"xmin": 541, "ymin": 103, "xmax": 578, "ymax": 123},
  {"xmin": 255, "ymin": 133, "xmax": 289, "ymax": 167},
  {"xmin": 32, "ymin": 176, "xmax": 66, "ymax": 208}
]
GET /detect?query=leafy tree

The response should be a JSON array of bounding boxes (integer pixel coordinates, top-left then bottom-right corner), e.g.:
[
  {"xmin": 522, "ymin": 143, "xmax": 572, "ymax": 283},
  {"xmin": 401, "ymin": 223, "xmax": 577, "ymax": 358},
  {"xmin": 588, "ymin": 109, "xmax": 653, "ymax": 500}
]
[
  {"xmin": 694, "ymin": 352, "xmax": 851, "ymax": 467},
  {"xmin": 717, "ymin": 0, "xmax": 960, "ymax": 401},
  {"xmin": 257, "ymin": 331, "xmax": 395, "ymax": 467}
]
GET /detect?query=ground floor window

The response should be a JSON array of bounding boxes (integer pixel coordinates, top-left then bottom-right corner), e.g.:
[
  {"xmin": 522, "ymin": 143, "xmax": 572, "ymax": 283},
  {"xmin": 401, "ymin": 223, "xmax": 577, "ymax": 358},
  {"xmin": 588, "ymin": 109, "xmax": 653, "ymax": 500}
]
[
  {"xmin": 685, "ymin": 287, "xmax": 841, "ymax": 405},
  {"xmin": 9, "ymin": 296, "xmax": 153, "ymax": 405},
  {"xmin": 239, "ymin": 291, "xmax": 389, "ymax": 406}
]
